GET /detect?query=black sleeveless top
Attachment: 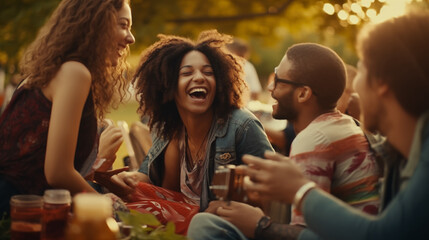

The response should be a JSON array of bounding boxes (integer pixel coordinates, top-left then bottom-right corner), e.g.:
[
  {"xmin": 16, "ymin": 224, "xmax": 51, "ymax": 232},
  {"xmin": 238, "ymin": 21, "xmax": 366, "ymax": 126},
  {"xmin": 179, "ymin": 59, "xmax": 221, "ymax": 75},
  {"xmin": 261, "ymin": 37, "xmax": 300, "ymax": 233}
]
[{"xmin": 0, "ymin": 86, "xmax": 97, "ymax": 195}]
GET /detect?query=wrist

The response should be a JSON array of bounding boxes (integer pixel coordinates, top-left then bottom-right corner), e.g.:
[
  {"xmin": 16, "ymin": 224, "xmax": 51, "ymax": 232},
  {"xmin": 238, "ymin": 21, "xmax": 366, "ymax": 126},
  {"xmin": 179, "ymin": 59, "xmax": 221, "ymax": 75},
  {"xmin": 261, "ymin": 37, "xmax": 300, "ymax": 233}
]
[
  {"xmin": 254, "ymin": 215, "xmax": 272, "ymax": 239},
  {"xmin": 292, "ymin": 181, "xmax": 316, "ymax": 211}
]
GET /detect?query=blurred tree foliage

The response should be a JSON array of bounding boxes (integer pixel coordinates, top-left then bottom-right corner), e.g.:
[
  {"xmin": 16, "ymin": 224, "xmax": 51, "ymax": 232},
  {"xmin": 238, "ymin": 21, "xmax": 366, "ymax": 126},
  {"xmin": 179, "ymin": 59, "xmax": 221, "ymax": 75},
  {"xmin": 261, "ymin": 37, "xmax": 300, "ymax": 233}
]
[
  {"xmin": 0, "ymin": 0, "xmax": 60, "ymax": 73},
  {"xmin": 129, "ymin": 0, "xmax": 370, "ymax": 83},
  {"xmin": 1, "ymin": 0, "xmax": 427, "ymax": 85}
]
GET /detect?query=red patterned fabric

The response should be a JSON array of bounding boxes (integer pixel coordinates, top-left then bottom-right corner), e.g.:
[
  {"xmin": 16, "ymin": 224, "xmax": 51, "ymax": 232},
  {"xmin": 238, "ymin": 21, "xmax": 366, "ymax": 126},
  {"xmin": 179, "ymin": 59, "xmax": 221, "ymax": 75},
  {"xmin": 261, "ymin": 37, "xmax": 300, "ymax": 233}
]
[
  {"xmin": 126, "ymin": 182, "xmax": 200, "ymax": 235},
  {"xmin": 0, "ymin": 86, "xmax": 97, "ymax": 195}
]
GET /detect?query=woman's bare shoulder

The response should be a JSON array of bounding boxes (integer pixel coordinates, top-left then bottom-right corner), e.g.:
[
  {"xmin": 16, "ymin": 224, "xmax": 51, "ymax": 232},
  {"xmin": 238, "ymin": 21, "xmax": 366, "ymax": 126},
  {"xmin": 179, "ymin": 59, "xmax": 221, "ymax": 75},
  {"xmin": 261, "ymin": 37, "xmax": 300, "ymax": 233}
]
[
  {"xmin": 44, "ymin": 61, "xmax": 92, "ymax": 101},
  {"xmin": 57, "ymin": 61, "xmax": 91, "ymax": 83}
]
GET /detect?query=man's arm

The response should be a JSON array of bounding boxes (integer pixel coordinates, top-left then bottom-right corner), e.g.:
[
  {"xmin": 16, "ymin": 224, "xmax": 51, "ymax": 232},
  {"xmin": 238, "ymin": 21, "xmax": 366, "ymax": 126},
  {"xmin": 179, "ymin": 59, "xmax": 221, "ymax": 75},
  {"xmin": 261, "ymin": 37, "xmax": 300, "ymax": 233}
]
[{"xmin": 255, "ymin": 221, "xmax": 304, "ymax": 240}]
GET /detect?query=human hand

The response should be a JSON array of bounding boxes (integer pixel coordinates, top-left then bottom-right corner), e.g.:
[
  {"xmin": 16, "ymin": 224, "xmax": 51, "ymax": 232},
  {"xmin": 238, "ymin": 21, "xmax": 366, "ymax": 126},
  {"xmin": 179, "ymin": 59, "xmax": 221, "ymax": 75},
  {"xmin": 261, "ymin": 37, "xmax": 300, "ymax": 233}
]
[
  {"xmin": 213, "ymin": 200, "xmax": 265, "ymax": 238},
  {"xmin": 109, "ymin": 171, "xmax": 149, "ymax": 199},
  {"xmin": 98, "ymin": 123, "xmax": 123, "ymax": 171},
  {"xmin": 205, "ymin": 200, "xmax": 226, "ymax": 214},
  {"xmin": 94, "ymin": 167, "xmax": 132, "ymax": 198},
  {"xmin": 242, "ymin": 151, "xmax": 310, "ymax": 204}
]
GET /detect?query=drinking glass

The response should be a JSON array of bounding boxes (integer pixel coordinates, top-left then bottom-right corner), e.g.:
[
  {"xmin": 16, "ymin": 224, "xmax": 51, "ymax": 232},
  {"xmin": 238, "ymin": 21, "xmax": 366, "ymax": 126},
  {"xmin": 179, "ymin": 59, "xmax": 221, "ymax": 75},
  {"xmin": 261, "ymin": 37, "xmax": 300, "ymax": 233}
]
[
  {"xmin": 42, "ymin": 189, "xmax": 71, "ymax": 240},
  {"xmin": 10, "ymin": 195, "xmax": 43, "ymax": 240}
]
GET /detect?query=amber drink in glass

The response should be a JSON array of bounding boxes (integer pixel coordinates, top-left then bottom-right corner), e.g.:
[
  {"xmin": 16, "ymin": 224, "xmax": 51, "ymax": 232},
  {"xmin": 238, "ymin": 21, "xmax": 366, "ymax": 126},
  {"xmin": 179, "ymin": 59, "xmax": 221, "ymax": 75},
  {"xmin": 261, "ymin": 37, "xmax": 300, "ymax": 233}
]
[
  {"xmin": 42, "ymin": 189, "xmax": 71, "ymax": 240},
  {"xmin": 10, "ymin": 195, "xmax": 43, "ymax": 240}
]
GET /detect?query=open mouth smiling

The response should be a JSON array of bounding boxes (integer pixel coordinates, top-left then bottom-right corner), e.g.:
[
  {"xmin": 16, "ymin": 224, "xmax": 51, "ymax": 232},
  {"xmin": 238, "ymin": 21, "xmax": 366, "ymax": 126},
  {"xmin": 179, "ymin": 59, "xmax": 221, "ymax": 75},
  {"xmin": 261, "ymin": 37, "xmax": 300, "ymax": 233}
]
[
  {"xmin": 117, "ymin": 44, "xmax": 127, "ymax": 57},
  {"xmin": 188, "ymin": 87, "xmax": 208, "ymax": 99}
]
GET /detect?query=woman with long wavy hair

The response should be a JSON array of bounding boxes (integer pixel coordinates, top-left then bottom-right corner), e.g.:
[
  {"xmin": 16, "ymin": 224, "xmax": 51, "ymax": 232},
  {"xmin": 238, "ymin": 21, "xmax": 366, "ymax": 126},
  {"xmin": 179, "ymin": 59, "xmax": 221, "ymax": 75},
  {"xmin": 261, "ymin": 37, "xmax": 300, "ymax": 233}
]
[
  {"xmin": 0, "ymin": 0, "xmax": 135, "ymax": 214},
  {"xmin": 110, "ymin": 30, "xmax": 273, "ymax": 211}
]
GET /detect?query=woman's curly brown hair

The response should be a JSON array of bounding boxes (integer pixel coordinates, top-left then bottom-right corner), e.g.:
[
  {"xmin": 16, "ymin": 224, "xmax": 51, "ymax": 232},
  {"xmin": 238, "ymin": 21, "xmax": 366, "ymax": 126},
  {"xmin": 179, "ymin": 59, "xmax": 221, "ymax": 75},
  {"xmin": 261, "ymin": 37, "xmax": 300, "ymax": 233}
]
[
  {"xmin": 133, "ymin": 29, "xmax": 248, "ymax": 140},
  {"xmin": 20, "ymin": 0, "xmax": 131, "ymax": 119}
]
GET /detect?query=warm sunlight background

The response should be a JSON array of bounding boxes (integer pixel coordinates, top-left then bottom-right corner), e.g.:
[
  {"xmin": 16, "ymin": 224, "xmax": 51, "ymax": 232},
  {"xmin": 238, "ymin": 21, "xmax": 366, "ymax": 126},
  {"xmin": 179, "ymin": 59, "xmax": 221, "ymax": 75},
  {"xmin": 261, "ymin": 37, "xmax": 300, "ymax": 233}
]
[
  {"xmin": 323, "ymin": 0, "xmax": 424, "ymax": 25},
  {"xmin": 106, "ymin": 0, "xmax": 422, "ymax": 169}
]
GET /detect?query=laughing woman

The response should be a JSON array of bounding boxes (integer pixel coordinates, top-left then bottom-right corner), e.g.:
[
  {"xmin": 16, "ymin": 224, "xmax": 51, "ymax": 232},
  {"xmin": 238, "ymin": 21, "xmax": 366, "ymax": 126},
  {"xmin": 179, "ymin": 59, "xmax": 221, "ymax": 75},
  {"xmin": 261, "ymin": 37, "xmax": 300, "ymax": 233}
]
[
  {"xmin": 111, "ymin": 30, "xmax": 273, "ymax": 210},
  {"xmin": 0, "ymin": 0, "xmax": 135, "ymax": 214}
]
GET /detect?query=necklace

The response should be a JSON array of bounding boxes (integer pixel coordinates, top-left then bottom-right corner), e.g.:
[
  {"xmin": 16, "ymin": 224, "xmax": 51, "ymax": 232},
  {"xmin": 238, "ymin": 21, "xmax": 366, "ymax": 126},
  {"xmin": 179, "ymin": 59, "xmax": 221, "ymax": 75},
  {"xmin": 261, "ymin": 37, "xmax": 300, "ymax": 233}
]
[{"xmin": 185, "ymin": 129, "xmax": 209, "ymax": 169}]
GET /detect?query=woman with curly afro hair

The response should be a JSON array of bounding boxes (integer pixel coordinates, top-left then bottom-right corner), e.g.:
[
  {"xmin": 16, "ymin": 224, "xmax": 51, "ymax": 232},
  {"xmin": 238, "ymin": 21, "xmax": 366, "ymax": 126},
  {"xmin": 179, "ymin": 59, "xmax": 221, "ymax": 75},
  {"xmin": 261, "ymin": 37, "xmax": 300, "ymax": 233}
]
[
  {"xmin": 0, "ymin": 0, "xmax": 135, "ymax": 214},
  {"xmin": 111, "ymin": 30, "xmax": 273, "ymax": 211}
]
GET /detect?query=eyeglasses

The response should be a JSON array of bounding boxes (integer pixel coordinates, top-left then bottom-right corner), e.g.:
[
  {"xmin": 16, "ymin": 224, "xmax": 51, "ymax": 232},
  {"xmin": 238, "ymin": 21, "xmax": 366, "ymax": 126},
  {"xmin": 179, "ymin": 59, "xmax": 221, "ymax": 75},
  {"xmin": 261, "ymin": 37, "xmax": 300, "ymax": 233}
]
[
  {"xmin": 274, "ymin": 67, "xmax": 304, "ymax": 86},
  {"xmin": 274, "ymin": 74, "xmax": 306, "ymax": 87},
  {"xmin": 273, "ymin": 67, "xmax": 317, "ymax": 96}
]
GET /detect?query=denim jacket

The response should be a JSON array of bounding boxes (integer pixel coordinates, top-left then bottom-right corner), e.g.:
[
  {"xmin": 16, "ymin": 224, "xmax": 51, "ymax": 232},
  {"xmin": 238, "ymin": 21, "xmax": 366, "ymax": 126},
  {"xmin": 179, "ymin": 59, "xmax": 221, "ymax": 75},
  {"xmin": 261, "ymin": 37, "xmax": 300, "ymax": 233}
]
[{"xmin": 138, "ymin": 108, "xmax": 274, "ymax": 210}]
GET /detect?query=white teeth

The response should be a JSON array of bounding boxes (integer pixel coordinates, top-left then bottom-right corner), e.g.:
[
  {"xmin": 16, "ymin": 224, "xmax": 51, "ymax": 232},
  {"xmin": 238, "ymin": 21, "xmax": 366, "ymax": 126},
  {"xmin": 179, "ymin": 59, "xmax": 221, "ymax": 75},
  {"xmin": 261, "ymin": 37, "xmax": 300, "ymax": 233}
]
[{"xmin": 189, "ymin": 88, "xmax": 207, "ymax": 94}]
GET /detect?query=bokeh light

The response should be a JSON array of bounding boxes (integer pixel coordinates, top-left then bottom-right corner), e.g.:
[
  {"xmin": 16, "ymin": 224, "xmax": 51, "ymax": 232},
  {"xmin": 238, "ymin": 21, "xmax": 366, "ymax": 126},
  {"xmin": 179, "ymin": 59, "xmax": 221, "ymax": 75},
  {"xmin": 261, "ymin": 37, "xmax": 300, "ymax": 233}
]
[
  {"xmin": 338, "ymin": 9, "xmax": 349, "ymax": 20},
  {"xmin": 323, "ymin": 0, "xmax": 417, "ymax": 26},
  {"xmin": 323, "ymin": 3, "xmax": 335, "ymax": 15}
]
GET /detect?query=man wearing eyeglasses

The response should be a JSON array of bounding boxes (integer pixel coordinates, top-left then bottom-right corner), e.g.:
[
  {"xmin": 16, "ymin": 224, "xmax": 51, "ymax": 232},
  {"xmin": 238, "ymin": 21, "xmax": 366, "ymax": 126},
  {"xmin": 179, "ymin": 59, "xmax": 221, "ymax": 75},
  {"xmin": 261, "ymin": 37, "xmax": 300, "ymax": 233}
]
[{"xmin": 187, "ymin": 43, "xmax": 381, "ymax": 240}]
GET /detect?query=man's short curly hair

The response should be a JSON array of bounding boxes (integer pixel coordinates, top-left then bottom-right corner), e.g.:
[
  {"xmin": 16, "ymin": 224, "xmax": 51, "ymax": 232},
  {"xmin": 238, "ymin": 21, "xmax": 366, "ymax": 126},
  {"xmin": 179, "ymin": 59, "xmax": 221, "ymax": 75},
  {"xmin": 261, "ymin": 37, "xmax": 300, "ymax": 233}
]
[{"xmin": 133, "ymin": 29, "xmax": 248, "ymax": 140}]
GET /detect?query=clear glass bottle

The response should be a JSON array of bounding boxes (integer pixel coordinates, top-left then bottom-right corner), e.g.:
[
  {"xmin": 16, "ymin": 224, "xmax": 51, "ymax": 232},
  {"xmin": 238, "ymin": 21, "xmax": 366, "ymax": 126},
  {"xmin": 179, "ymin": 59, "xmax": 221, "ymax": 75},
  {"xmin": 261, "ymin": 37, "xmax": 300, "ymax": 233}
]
[
  {"xmin": 65, "ymin": 193, "xmax": 119, "ymax": 240},
  {"xmin": 42, "ymin": 189, "xmax": 71, "ymax": 240}
]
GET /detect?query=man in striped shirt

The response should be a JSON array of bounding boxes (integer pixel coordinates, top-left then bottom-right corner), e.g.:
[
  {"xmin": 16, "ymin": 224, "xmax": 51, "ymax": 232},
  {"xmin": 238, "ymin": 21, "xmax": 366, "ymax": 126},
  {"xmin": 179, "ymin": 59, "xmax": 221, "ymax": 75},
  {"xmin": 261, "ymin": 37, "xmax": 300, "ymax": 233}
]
[{"xmin": 188, "ymin": 43, "xmax": 381, "ymax": 240}]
